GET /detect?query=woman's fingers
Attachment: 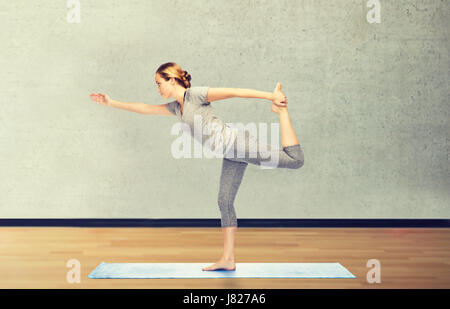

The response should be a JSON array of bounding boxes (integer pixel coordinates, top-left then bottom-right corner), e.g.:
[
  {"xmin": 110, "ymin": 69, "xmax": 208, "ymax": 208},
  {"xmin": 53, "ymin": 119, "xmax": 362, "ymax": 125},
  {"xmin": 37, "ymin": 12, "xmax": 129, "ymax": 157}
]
[
  {"xmin": 275, "ymin": 97, "xmax": 287, "ymax": 106},
  {"xmin": 275, "ymin": 102, "xmax": 287, "ymax": 107},
  {"xmin": 90, "ymin": 93, "xmax": 106, "ymax": 104}
]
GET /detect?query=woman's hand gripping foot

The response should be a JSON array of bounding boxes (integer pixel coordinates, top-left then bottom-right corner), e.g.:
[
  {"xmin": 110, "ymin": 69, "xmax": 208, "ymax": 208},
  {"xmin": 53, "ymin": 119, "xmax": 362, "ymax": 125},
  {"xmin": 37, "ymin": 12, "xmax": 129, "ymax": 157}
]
[{"xmin": 271, "ymin": 82, "xmax": 288, "ymax": 114}]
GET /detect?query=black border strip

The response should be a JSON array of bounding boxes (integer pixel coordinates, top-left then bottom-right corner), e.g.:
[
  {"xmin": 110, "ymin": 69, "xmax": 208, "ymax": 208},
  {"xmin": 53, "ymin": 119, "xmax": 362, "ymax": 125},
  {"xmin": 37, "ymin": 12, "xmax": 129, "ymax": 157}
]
[{"xmin": 0, "ymin": 219, "xmax": 449, "ymax": 227}]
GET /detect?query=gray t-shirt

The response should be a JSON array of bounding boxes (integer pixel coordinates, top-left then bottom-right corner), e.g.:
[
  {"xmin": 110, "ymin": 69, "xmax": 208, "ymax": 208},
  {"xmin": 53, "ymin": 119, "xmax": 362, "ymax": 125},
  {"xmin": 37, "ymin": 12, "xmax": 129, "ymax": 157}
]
[{"xmin": 165, "ymin": 87, "xmax": 238, "ymax": 155}]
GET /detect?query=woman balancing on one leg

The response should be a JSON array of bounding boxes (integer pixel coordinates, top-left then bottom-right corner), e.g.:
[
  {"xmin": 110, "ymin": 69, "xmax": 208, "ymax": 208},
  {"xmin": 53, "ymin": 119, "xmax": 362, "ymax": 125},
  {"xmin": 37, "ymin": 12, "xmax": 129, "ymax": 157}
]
[{"xmin": 89, "ymin": 62, "xmax": 304, "ymax": 272}]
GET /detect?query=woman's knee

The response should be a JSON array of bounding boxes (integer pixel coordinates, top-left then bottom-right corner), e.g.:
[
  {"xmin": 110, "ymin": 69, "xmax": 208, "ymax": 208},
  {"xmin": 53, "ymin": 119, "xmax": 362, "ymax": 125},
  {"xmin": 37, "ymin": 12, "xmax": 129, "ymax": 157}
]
[
  {"xmin": 218, "ymin": 195, "xmax": 234, "ymax": 215},
  {"xmin": 283, "ymin": 145, "xmax": 304, "ymax": 169},
  {"xmin": 218, "ymin": 194, "xmax": 232, "ymax": 209},
  {"xmin": 292, "ymin": 156, "xmax": 304, "ymax": 169},
  {"xmin": 218, "ymin": 195, "xmax": 238, "ymax": 221},
  {"xmin": 219, "ymin": 203, "xmax": 237, "ymax": 227}
]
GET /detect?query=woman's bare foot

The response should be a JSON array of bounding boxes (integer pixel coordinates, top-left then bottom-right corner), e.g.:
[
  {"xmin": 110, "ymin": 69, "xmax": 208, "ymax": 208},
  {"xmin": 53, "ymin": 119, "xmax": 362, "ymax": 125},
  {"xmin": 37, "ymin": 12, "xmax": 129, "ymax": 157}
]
[
  {"xmin": 271, "ymin": 102, "xmax": 280, "ymax": 114},
  {"xmin": 272, "ymin": 102, "xmax": 288, "ymax": 114},
  {"xmin": 202, "ymin": 259, "xmax": 236, "ymax": 271}
]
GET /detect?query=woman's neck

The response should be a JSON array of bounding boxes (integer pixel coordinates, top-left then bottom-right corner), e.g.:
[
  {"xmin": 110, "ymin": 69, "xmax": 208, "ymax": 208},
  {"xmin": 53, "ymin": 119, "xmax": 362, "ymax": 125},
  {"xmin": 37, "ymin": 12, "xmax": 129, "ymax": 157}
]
[{"xmin": 174, "ymin": 87, "xmax": 187, "ymax": 105}]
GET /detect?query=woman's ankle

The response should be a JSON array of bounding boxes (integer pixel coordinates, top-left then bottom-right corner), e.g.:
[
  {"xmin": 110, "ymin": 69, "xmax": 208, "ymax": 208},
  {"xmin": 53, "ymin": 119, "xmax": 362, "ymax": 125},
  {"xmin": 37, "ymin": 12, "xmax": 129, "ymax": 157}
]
[
  {"xmin": 278, "ymin": 107, "xmax": 289, "ymax": 115},
  {"xmin": 221, "ymin": 256, "xmax": 235, "ymax": 262}
]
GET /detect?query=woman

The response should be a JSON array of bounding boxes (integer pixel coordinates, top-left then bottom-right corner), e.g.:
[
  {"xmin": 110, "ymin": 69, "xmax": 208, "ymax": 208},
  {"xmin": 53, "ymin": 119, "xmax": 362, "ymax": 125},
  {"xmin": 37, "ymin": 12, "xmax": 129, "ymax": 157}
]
[{"xmin": 90, "ymin": 62, "xmax": 304, "ymax": 271}]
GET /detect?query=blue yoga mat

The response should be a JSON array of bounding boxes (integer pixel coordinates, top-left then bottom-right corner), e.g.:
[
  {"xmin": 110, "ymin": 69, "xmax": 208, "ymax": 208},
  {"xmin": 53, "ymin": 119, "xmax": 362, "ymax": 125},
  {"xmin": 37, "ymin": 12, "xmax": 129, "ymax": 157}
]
[{"xmin": 88, "ymin": 262, "xmax": 356, "ymax": 279}]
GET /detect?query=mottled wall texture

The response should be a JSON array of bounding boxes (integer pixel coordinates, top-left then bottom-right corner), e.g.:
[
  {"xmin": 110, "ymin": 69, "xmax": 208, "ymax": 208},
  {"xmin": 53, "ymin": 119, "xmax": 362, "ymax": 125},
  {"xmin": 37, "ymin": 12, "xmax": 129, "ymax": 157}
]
[{"xmin": 0, "ymin": 0, "xmax": 448, "ymax": 219}]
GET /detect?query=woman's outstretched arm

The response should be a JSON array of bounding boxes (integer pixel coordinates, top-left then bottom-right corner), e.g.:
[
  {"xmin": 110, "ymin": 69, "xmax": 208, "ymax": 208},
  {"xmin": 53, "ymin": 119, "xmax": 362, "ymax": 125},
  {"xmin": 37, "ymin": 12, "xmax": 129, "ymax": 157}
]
[
  {"xmin": 206, "ymin": 83, "xmax": 286, "ymax": 106},
  {"xmin": 90, "ymin": 93, "xmax": 173, "ymax": 115}
]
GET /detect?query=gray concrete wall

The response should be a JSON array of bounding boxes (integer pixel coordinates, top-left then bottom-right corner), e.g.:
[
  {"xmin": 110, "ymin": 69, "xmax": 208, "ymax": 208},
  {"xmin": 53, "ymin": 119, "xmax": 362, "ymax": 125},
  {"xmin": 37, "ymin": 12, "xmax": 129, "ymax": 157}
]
[{"xmin": 0, "ymin": 0, "xmax": 448, "ymax": 218}]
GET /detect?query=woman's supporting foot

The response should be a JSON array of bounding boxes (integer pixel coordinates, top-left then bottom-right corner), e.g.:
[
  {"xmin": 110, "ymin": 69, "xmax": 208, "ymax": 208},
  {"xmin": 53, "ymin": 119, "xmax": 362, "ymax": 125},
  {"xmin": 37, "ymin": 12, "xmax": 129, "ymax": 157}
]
[{"xmin": 202, "ymin": 259, "xmax": 236, "ymax": 271}]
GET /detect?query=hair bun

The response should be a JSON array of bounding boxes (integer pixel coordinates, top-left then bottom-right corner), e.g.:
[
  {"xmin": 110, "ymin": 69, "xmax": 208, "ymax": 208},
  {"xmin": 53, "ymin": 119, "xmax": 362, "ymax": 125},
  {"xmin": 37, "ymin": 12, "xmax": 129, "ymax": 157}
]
[{"xmin": 184, "ymin": 71, "xmax": 191, "ymax": 82}]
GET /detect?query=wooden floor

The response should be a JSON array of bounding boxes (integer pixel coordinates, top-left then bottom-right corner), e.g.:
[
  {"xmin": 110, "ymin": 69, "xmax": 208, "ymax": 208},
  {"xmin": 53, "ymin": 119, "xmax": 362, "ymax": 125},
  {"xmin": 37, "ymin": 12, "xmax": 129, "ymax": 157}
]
[{"xmin": 1, "ymin": 227, "xmax": 449, "ymax": 289}]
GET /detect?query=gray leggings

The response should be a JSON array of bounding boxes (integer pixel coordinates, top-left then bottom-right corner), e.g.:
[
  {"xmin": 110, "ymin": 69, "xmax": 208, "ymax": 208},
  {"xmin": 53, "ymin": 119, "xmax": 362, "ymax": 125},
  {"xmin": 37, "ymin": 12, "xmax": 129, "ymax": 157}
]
[{"xmin": 218, "ymin": 130, "xmax": 304, "ymax": 227}]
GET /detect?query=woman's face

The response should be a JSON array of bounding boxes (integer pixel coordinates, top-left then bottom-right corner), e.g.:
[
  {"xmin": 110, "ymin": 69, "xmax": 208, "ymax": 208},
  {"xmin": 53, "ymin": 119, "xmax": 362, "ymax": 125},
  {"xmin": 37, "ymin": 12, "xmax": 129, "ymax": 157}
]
[{"xmin": 155, "ymin": 73, "xmax": 174, "ymax": 99}]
